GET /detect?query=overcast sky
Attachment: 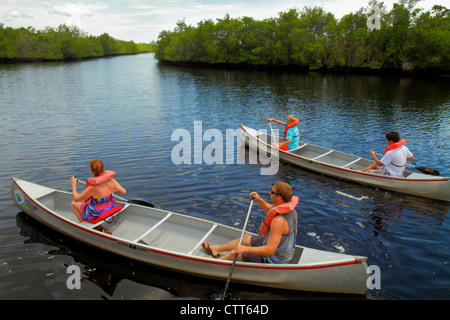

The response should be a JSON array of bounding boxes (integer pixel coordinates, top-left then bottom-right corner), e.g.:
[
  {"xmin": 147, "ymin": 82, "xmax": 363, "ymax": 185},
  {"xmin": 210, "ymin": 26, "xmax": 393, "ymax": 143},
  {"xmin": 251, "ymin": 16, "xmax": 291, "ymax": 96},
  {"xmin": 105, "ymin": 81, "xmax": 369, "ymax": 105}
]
[{"xmin": 1, "ymin": 0, "xmax": 447, "ymax": 43}]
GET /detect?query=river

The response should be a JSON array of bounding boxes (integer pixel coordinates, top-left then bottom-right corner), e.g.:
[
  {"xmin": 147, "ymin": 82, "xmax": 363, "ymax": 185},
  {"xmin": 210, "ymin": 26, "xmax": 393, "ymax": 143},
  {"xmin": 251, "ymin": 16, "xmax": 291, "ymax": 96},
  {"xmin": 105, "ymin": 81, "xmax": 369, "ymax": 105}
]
[{"xmin": 0, "ymin": 53, "xmax": 449, "ymax": 300}]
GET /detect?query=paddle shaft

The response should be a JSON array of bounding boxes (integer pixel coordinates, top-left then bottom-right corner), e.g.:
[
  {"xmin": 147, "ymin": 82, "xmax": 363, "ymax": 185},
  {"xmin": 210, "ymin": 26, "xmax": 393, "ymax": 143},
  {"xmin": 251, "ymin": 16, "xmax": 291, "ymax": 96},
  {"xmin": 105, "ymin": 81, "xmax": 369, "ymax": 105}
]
[
  {"xmin": 375, "ymin": 153, "xmax": 439, "ymax": 176},
  {"xmin": 269, "ymin": 122, "xmax": 279, "ymax": 148},
  {"xmin": 220, "ymin": 199, "xmax": 254, "ymax": 300}
]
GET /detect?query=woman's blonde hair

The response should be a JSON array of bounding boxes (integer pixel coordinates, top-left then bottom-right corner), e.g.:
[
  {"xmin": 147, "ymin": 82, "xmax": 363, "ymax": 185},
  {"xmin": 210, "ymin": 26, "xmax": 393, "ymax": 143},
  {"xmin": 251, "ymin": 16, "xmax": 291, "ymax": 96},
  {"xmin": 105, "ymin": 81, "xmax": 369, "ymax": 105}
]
[{"xmin": 286, "ymin": 115, "xmax": 296, "ymax": 123}]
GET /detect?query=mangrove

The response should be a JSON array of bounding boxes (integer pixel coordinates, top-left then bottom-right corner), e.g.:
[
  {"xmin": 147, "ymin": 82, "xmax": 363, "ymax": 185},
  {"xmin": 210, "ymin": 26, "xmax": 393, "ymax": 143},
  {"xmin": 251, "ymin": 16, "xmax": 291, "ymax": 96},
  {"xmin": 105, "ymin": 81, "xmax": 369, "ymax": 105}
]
[
  {"xmin": 155, "ymin": 1, "xmax": 449, "ymax": 74},
  {"xmin": 0, "ymin": 24, "xmax": 157, "ymax": 63}
]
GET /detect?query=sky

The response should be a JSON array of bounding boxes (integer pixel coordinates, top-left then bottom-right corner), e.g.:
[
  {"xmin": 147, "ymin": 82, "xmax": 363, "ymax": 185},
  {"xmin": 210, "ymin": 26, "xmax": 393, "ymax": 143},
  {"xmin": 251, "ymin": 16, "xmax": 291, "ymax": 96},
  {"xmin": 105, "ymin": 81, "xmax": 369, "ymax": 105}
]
[{"xmin": 1, "ymin": 0, "xmax": 447, "ymax": 43}]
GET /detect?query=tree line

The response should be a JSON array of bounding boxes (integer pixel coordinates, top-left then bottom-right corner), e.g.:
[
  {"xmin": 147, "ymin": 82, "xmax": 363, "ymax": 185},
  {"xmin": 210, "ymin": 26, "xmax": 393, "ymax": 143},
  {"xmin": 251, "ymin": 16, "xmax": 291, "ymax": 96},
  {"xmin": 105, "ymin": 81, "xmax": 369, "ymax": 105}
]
[
  {"xmin": 155, "ymin": 0, "xmax": 449, "ymax": 73},
  {"xmin": 0, "ymin": 24, "xmax": 157, "ymax": 62}
]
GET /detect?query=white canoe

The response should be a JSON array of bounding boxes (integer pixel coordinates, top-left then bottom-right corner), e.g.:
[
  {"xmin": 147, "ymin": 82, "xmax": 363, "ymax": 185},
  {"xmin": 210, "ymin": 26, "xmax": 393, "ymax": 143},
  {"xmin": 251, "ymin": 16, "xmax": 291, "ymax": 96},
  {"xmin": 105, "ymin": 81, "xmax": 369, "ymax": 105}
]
[
  {"xmin": 239, "ymin": 125, "xmax": 450, "ymax": 202},
  {"xmin": 11, "ymin": 178, "xmax": 369, "ymax": 295}
]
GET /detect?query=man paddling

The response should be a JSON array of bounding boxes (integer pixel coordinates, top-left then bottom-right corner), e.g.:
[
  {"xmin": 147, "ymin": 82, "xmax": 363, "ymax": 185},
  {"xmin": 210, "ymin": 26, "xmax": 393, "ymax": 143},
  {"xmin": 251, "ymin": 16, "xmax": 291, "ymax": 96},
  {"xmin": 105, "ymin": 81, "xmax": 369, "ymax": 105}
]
[
  {"xmin": 360, "ymin": 131, "xmax": 414, "ymax": 177},
  {"xmin": 267, "ymin": 115, "xmax": 299, "ymax": 151},
  {"xmin": 202, "ymin": 182, "xmax": 299, "ymax": 264}
]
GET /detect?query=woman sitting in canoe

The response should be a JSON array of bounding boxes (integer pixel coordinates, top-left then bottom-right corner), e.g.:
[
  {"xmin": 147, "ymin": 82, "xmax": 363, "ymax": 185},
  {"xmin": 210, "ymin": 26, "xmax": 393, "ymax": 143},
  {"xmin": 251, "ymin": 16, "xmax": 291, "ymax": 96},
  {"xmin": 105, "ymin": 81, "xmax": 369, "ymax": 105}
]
[
  {"xmin": 70, "ymin": 160, "xmax": 126, "ymax": 234},
  {"xmin": 267, "ymin": 115, "xmax": 300, "ymax": 151}
]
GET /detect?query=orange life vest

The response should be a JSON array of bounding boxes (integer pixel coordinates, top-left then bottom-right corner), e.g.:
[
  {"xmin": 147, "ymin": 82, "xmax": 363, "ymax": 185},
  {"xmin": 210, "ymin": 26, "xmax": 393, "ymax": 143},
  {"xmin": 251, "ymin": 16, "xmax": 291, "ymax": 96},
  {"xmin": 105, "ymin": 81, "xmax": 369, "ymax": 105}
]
[
  {"xmin": 284, "ymin": 119, "xmax": 299, "ymax": 139},
  {"xmin": 260, "ymin": 196, "xmax": 299, "ymax": 235},
  {"xmin": 384, "ymin": 139, "xmax": 407, "ymax": 154}
]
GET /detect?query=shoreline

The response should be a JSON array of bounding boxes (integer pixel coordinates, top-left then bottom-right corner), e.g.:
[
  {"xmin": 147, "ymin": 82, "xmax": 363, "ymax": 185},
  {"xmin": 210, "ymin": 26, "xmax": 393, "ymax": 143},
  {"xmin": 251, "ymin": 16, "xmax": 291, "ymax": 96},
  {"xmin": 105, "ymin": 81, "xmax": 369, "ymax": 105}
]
[
  {"xmin": 157, "ymin": 60, "xmax": 450, "ymax": 78},
  {"xmin": 0, "ymin": 51, "xmax": 155, "ymax": 64},
  {"xmin": 3, "ymin": 54, "xmax": 448, "ymax": 78}
]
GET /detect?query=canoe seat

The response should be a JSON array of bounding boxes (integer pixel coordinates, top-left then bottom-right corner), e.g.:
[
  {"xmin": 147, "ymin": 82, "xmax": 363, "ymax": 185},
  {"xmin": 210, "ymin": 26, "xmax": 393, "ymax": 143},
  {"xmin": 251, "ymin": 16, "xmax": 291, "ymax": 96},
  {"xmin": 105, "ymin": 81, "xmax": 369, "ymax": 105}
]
[
  {"xmin": 288, "ymin": 247, "xmax": 303, "ymax": 264},
  {"xmin": 406, "ymin": 173, "xmax": 427, "ymax": 179},
  {"xmin": 312, "ymin": 150, "xmax": 334, "ymax": 160},
  {"xmin": 342, "ymin": 157, "xmax": 361, "ymax": 168}
]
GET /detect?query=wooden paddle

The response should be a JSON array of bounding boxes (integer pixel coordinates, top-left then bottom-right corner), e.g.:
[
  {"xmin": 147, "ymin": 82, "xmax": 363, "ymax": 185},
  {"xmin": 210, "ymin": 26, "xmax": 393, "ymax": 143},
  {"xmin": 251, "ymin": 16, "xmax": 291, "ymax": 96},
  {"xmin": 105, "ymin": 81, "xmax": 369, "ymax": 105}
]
[
  {"xmin": 75, "ymin": 178, "xmax": 157, "ymax": 208},
  {"xmin": 220, "ymin": 199, "xmax": 254, "ymax": 300},
  {"xmin": 375, "ymin": 153, "xmax": 440, "ymax": 176}
]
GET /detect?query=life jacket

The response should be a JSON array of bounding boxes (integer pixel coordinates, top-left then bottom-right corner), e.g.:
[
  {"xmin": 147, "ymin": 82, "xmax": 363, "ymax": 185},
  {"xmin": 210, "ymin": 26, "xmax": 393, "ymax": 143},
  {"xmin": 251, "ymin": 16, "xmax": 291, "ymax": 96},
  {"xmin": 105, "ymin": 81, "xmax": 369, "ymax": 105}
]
[
  {"xmin": 260, "ymin": 196, "xmax": 299, "ymax": 235},
  {"xmin": 82, "ymin": 170, "xmax": 122, "ymax": 224},
  {"xmin": 284, "ymin": 119, "xmax": 299, "ymax": 139},
  {"xmin": 85, "ymin": 170, "xmax": 116, "ymax": 188},
  {"xmin": 384, "ymin": 139, "xmax": 407, "ymax": 154}
]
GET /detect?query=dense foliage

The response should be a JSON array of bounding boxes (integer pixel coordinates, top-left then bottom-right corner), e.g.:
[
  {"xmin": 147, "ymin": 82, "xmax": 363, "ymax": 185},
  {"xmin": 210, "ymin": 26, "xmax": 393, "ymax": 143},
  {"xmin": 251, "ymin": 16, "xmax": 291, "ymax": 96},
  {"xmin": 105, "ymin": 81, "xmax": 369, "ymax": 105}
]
[
  {"xmin": 155, "ymin": 1, "xmax": 449, "ymax": 72},
  {"xmin": 0, "ymin": 24, "xmax": 156, "ymax": 62}
]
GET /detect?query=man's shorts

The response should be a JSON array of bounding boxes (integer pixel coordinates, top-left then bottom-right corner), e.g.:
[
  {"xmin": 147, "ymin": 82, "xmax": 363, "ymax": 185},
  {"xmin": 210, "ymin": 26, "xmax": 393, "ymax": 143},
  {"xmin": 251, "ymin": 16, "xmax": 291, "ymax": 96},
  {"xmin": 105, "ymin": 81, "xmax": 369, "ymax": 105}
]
[
  {"xmin": 370, "ymin": 165, "xmax": 390, "ymax": 176},
  {"xmin": 241, "ymin": 235, "xmax": 268, "ymax": 263}
]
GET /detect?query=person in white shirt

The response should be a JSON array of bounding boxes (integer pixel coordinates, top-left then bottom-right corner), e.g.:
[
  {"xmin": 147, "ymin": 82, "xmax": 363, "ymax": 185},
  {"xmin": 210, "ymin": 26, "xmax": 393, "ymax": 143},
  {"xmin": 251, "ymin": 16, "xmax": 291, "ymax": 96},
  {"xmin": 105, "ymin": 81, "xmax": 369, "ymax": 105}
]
[{"xmin": 361, "ymin": 131, "xmax": 414, "ymax": 177}]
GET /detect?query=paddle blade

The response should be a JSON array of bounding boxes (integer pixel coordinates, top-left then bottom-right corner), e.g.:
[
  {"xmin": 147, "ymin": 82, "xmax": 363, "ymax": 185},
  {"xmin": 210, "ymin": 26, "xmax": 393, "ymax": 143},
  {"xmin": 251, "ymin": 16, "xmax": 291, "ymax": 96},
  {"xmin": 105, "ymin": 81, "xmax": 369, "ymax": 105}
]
[
  {"xmin": 416, "ymin": 166, "xmax": 439, "ymax": 176},
  {"xmin": 127, "ymin": 199, "xmax": 157, "ymax": 208}
]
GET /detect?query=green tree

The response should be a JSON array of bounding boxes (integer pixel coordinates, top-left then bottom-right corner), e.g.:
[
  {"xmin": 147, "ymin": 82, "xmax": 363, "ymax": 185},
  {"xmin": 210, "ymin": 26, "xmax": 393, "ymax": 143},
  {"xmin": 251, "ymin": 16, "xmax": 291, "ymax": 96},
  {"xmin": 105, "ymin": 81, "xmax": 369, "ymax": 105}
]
[
  {"xmin": 154, "ymin": 2, "xmax": 449, "ymax": 73},
  {"xmin": 0, "ymin": 23, "xmax": 155, "ymax": 62},
  {"xmin": 407, "ymin": 5, "xmax": 450, "ymax": 70}
]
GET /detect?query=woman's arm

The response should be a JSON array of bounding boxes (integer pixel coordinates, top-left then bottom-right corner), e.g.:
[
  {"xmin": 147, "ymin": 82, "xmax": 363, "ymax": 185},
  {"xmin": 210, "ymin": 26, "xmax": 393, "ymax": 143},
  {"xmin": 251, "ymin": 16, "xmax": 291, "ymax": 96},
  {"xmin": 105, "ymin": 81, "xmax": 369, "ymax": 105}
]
[
  {"xmin": 267, "ymin": 118, "xmax": 285, "ymax": 126},
  {"xmin": 70, "ymin": 176, "xmax": 92, "ymax": 202},
  {"xmin": 112, "ymin": 179, "xmax": 127, "ymax": 195}
]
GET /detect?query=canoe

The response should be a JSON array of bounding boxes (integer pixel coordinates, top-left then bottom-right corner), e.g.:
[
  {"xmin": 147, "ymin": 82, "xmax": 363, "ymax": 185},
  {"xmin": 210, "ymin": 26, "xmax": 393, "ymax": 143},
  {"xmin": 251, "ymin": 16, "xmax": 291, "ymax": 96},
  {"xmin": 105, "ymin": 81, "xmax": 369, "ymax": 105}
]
[
  {"xmin": 11, "ymin": 178, "xmax": 369, "ymax": 295},
  {"xmin": 239, "ymin": 125, "xmax": 450, "ymax": 201}
]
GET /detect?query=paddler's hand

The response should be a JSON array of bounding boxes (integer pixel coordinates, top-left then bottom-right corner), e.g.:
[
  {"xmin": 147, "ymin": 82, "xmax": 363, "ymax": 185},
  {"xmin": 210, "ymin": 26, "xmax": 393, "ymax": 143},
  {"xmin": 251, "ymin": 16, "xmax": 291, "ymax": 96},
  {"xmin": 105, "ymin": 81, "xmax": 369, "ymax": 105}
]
[
  {"xmin": 250, "ymin": 192, "xmax": 261, "ymax": 201},
  {"xmin": 233, "ymin": 245, "xmax": 247, "ymax": 255},
  {"xmin": 266, "ymin": 118, "xmax": 272, "ymax": 122}
]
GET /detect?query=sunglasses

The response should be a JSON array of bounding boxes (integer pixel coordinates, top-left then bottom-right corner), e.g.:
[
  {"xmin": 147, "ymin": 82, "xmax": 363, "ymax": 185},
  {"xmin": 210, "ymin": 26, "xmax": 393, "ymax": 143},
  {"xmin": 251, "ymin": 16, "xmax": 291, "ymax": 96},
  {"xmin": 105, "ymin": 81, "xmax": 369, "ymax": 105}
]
[{"xmin": 270, "ymin": 189, "xmax": 281, "ymax": 196}]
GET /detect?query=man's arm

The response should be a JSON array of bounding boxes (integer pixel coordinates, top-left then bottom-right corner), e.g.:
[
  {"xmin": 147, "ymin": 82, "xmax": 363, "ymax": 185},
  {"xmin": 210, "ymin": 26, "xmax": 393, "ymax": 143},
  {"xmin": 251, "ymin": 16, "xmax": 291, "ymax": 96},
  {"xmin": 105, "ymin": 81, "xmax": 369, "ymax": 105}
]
[
  {"xmin": 370, "ymin": 150, "xmax": 384, "ymax": 167},
  {"xmin": 250, "ymin": 191, "xmax": 272, "ymax": 213},
  {"xmin": 235, "ymin": 216, "xmax": 287, "ymax": 256}
]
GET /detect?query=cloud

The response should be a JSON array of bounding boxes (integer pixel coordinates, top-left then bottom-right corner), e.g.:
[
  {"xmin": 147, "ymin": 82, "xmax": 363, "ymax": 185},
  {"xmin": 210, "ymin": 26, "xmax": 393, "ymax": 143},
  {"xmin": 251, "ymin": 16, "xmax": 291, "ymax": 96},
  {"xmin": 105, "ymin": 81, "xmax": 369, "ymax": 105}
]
[
  {"xmin": 46, "ymin": 3, "xmax": 95, "ymax": 18},
  {"xmin": 43, "ymin": 2, "xmax": 96, "ymax": 29},
  {"xmin": 3, "ymin": 9, "xmax": 34, "ymax": 21}
]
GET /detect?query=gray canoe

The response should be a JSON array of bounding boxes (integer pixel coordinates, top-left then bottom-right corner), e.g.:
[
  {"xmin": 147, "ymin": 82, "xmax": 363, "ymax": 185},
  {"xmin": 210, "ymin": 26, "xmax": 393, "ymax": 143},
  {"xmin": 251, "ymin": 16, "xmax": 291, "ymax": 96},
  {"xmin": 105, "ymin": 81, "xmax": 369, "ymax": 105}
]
[
  {"xmin": 239, "ymin": 125, "xmax": 450, "ymax": 201},
  {"xmin": 11, "ymin": 178, "xmax": 369, "ymax": 294}
]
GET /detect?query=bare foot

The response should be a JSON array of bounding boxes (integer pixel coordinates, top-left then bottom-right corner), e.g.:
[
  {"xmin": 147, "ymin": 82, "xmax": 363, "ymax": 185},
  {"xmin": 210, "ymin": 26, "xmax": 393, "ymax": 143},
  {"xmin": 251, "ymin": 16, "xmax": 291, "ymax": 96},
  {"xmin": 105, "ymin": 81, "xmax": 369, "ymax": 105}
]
[
  {"xmin": 95, "ymin": 225, "xmax": 112, "ymax": 235},
  {"xmin": 202, "ymin": 241, "xmax": 219, "ymax": 258}
]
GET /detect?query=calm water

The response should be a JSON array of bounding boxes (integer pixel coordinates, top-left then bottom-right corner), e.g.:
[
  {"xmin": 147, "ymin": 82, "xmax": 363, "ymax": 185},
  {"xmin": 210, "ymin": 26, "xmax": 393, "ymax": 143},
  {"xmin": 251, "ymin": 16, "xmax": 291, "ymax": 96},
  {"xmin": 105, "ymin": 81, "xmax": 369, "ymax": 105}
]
[{"xmin": 0, "ymin": 53, "xmax": 449, "ymax": 300}]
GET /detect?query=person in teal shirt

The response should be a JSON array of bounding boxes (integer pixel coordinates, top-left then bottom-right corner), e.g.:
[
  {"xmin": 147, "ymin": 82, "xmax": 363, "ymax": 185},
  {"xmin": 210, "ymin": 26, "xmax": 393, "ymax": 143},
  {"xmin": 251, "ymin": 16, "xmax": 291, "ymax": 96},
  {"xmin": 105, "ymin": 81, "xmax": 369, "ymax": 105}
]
[{"xmin": 267, "ymin": 115, "xmax": 299, "ymax": 151}]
